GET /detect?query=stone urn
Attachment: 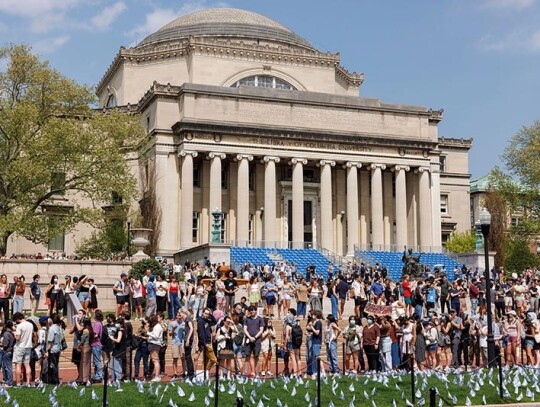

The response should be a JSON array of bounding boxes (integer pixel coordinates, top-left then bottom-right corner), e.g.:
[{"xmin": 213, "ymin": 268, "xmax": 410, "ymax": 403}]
[{"xmin": 131, "ymin": 228, "xmax": 152, "ymax": 261}]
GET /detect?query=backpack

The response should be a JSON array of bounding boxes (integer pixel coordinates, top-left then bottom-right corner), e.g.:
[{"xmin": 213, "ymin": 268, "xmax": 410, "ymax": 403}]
[
  {"xmin": 234, "ymin": 324, "xmax": 245, "ymax": 346},
  {"xmin": 291, "ymin": 324, "xmax": 303, "ymax": 347}
]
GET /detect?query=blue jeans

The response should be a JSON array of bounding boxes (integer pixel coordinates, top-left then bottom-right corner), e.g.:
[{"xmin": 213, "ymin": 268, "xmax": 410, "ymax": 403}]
[
  {"xmin": 134, "ymin": 342, "xmax": 149, "ymax": 377},
  {"xmin": 326, "ymin": 341, "xmax": 339, "ymax": 373},
  {"xmin": 168, "ymin": 292, "xmax": 182, "ymax": 320},
  {"xmin": 112, "ymin": 356, "xmax": 123, "ymax": 382},
  {"xmin": 297, "ymin": 301, "xmax": 307, "ymax": 317},
  {"xmin": 13, "ymin": 296, "xmax": 24, "ymax": 314},
  {"xmin": 91, "ymin": 345, "xmax": 103, "ymax": 381},
  {"xmin": 470, "ymin": 299, "xmax": 478, "ymax": 316},
  {"xmin": 330, "ymin": 295, "xmax": 338, "ymax": 319},
  {"xmin": 2, "ymin": 350, "xmax": 13, "ymax": 385},
  {"xmin": 306, "ymin": 336, "xmax": 313, "ymax": 375},
  {"xmin": 391, "ymin": 342, "xmax": 400, "ymax": 368},
  {"xmin": 310, "ymin": 343, "xmax": 322, "ymax": 375}
]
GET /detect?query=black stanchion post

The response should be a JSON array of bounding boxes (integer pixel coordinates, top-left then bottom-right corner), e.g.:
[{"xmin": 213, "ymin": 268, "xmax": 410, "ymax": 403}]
[
  {"xmin": 317, "ymin": 358, "xmax": 321, "ymax": 407},
  {"xmin": 203, "ymin": 348, "xmax": 207, "ymax": 381},
  {"xmin": 429, "ymin": 387, "xmax": 436, "ymax": 407},
  {"xmin": 410, "ymin": 343, "xmax": 416, "ymax": 405},
  {"xmin": 214, "ymin": 361, "xmax": 220, "ymax": 407},
  {"xmin": 498, "ymin": 350, "xmax": 503, "ymax": 399},
  {"xmin": 275, "ymin": 344, "xmax": 278, "ymax": 377},
  {"xmin": 342, "ymin": 342, "xmax": 346, "ymax": 373},
  {"xmin": 102, "ymin": 361, "xmax": 109, "ymax": 407}
]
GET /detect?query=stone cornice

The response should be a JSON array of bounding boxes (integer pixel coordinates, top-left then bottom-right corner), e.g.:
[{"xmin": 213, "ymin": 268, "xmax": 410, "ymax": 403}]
[
  {"xmin": 438, "ymin": 137, "xmax": 473, "ymax": 150},
  {"xmin": 335, "ymin": 64, "xmax": 364, "ymax": 88}
]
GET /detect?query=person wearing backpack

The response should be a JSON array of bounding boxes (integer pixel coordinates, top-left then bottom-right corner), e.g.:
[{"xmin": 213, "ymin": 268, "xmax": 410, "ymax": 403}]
[{"xmin": 283, "ymin": 308, "xmax": 302, "ymax": 377}]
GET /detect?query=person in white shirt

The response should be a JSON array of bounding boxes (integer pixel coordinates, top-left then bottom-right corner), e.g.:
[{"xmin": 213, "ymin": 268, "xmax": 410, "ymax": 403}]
[
  {"xmin": 130, "ymin": 277, "xmax": 144, "ymax": 320},
  {"xmin": 13, "ymin": 312, "xmax": 35, "ymax": 386}
]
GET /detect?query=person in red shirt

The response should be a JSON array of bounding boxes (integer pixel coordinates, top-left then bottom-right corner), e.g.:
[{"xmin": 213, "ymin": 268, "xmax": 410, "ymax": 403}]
[{"xmin": 402, "ymin": 274, "xmax": 413, "ymax": 317}]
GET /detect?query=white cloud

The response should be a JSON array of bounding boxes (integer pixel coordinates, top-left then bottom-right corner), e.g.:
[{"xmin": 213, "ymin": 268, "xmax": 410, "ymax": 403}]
[
  {"xmin": 478, "ymin": 28, "xmax": 540, "ymax": 52},
  {"xmin": 90, "ymin": 1, "xmax": 126, "ymax": 29},
  {"xmin": 0, "ymin": 0, "xmax": 78, "ymax": 18},
  {"xmin": 32, "ymin": 35, "xmax": 70, "ymax": 54},
  {"xmin": 127, "ymin": 0, "xmax": 229, "ymax": 40},
  {"xmin": 479, "ymin": 0, "xmax": 534, "ymax": 9}
]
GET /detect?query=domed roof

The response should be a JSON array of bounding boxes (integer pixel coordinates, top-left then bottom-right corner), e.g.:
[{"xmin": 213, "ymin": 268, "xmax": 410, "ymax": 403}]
[{"xmin": 137, "ymin": 8, "xmax": 313, "ymax": 49}]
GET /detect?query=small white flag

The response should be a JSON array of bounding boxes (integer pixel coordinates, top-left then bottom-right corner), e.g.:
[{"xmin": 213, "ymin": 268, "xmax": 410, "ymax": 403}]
[{"xmin": 188, "ymin": 392, "xmax": 195, "ymax": 401}]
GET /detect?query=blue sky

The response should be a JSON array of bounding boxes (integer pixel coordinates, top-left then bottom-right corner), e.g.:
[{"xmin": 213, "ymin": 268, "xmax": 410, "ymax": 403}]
[{"xmin": 1, "ymin": 0, "xmax": 540, "ymax": 179}]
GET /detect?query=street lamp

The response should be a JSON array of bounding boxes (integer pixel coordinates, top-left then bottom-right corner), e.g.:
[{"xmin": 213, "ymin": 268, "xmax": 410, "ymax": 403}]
[
  {"xmin": 479, "ymin": 208, "xmax": 496, "ymax": 367},
  {"xmin": 127, "ymin": 217, "xmax": 132, "ymax": 259}
]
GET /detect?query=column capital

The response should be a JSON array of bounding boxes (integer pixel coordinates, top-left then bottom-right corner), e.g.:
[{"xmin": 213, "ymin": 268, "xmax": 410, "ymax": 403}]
[
  {"xmin": 370, "ymin": 163, "xmax": 386, "ymax": 170},
  {"xmin": 392, "ymin": 165, "xmax": 410, "ymax": 172},
  {"xmin": 208, "ymin": 152, "xmax": 226, "ymax": 160},
  {"xmin": 262, "ymin": 156, "xmax": 280, "ymax": 164},
  {"xmin": 235, "ymin": 154, "xmax": 254, "ymax": 162},
  {"xmin": 415, "ymin": 166, "xmax": 431, "ymax": 174},
  {"xmin": 343, "ymin": 161, "xmax": 362, "ymax": 169},
  {"xmin": 178, "ymin": 150, "xmax": 198, "ymax": 158},
  {"xmin": 319, "ymin": 160, "xmax": 336, "ymax": 167},
  {"xmin": 290, "ymin": 158, "xmax": 308, "ymax": 165}
]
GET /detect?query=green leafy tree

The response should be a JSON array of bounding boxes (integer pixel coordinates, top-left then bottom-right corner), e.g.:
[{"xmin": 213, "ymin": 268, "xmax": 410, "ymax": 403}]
[
  {"xmin": 129, "ymin": 259, "xmax": 164, "ymax": 281},
  {"xmin": 0, "ymin": 44, "xmax": 146, "ymax": 255},
  {"xmin": 504, "ymin": 235, "xmax": 540, "ymax": 274},
  {"xmin": 445, "ymin": 229, "xmax": 476, "ymax": 253}
]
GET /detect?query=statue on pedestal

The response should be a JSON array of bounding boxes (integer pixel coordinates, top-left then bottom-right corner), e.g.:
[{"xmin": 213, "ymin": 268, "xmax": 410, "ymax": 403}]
[{"xmin": 401, "ymin": 248, "xmax": 423, "ymax": 278}]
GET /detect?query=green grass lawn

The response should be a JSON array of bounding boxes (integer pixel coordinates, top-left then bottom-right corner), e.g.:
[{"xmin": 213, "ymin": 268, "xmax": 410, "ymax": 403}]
[{"xmin": 2, "ymin": 367, "xmax": 538, "ymax": 406}]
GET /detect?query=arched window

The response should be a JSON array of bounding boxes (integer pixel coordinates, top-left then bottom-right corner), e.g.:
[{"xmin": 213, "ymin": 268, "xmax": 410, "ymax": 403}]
[
  {"xmin": 106, "ymin": 94, "xmax": 117, "ymax": 108},
  {"xmin": 231, "ymin": 75, "xmax": 296, "ymax": 90}
]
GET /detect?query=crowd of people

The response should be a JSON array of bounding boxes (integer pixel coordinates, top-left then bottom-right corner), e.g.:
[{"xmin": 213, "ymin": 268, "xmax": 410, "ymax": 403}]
[{"xmin": 1, "ymin": 258, "xmax": 540, "ymax": 387}]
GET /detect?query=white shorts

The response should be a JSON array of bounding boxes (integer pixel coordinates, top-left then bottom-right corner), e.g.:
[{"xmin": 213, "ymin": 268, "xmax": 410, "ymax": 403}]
[{"xmin": 13, "ymin": 347, "xmax": 31, "ymax": 364}]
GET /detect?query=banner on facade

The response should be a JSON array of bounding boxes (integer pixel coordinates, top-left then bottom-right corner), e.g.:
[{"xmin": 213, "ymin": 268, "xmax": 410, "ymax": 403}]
[{"xmin": 364, "ymin": 303, "xmax": 392, "ymax": 317}]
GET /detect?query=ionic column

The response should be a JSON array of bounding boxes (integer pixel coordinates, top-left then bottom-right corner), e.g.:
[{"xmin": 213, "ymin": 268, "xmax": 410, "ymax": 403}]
[
  {"xmin": 383, "ymin": 170, "xmax": 393, "ymax": 245},
  {"xmin": 319, "ymin": 160, "xmax": 336, "ymax": 251},
  {"xmin": 236, "ymin": 154, "xmax": 253, "ymax": 243},
  {"xmin": 179, "ymin": 150, "xmax": 198, "ymax": 248},
  {"xmin": 263, "ymin": 156, "xmax": 280, "ymax": 244},
  {"xmin": 416, "ymin": 166, "xmax": 432, "ymax": 249},
  {"xmin": 345, "ymin": 162, "xmax": 362, "ymax": 256},
  {"xmin": 393, "ymin": 165, "xmax": 410, "ymax": 249},
  {"xmin": 208, "ymin": 152, "xmax": 226, "ymax": 236},
  {"xmin": 291, "ymin": 158, "xmax": 307, "ymax": 247},
  {"xmin": 359, "ymin": 170, "xmax": 370, "ymax": 246},
  {"xmin": 431, "ymin": 169, "xmax": 442, "ymax": 248},
  {"xmin": 371, "ymin": 163, "xmax": 386, "ymax": 247}
]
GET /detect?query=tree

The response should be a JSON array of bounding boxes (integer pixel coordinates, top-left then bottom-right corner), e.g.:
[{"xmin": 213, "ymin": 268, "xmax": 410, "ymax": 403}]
[
  {"xmin": 504, "ymin": 235, "xmax": 539, "ymax": 274},
  {"xmin": 0, "ymin": 45, "xmax": 146, "ymax": 255},
  {"xmin": 445, "ymin": 229, "xmax": 476, "ymax": 253}
]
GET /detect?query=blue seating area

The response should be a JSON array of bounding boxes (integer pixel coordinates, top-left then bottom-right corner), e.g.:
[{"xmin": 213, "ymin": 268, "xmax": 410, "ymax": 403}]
[
  {"xmin": 356, "ymin": 250, "xmax": 459, "ymax": 281},
  {"xmin": 230, "ymin": 247, "xmax": 337, "ymax": 278},
  {"xmin": 277, "ymin": 248, "xmax": 337, "ymax": 278},
  {"xmin": 230, "ymin": 247, "xmax": 273, "ymax": 268}
]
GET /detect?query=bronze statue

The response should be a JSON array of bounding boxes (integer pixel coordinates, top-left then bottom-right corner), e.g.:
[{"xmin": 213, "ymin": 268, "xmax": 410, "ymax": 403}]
[{"xmin": 402, "ymin": 249, "xmax": 423, "ymax": 278}]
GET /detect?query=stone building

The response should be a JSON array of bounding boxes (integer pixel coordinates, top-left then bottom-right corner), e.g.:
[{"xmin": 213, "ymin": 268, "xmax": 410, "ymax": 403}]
[{"xmin": 9, "ymin": 8, "xmax": 473, "ymax": 259}]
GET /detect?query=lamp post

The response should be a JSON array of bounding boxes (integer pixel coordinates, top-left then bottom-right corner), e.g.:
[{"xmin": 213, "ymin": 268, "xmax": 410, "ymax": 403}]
[
  {"xmin": 479, "ymin": 208, "xmax": 496, "ymax": 367},
  {"xmin": 127, "ymin": 217, "xmax": 132, "ymax": 259}
]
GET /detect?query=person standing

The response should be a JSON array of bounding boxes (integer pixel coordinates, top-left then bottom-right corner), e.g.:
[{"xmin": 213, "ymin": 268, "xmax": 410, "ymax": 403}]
[
  {"xmin": 13, "ymin": 312, "xmax": 34, "ymax": 386},
  {"xmin": 29, "ymin": 275, "xmax": 41, "ymax": 317},
  {"xmin": 243, "ymin": 305, "xmax": 264, "ymax": 377},
  {"xmin": 45, "ymin": 315, "xmax": 64, "ymax": 385},
  {"xmin": 167, "ymin": 276, "xmax": 182, "ymax": 320},
  {"xmin": 179, "ymin": 310, "xmax": 195, "ymax": 379},
  {"xmin": 91, "ymin": 310, "xmax": 104, "ymax": 383},
  {"xmin": 324, "ymin": 314, "xmax": 341, "ymax": 374},
  {"xmin": 295, "ymin": 278, "xmax": 309, "ymax": 319},
  {"xmin": 145, "ymin": 275, "xmax": 157, "ymax": 318},
  {"xmin": 362, "ymin": 315, "xmax": 381, "ymax": 372},
  {"xmin": 130, "ymin": 277, "xmax": 144, "ymax": 320},
  {"xmin": 14, "ymin": 276, "xmax": 27, "ymax": 315},
  {"xmin": 1, "ymin": 320, "xmax": 15, "ymax": 385},
  {"xmin": 0, "ymin": 274, "xmax": 11, "ymax": 322},
  {"xmin": 224, "ymin": 271, "xmax": 239, "ymax": 313},
  {"xmin": 87, "ymin": 279, "xmax": 98, "ymax": 319},
  {"xmin": 308, "ymin": 310, "xmax": 323, "ymax": 376},
  {"xmin": 197, "ymin": 308, "xmax": 217, "ymax": 373},
  {"xmin": 155, "ymin": 275, "xmax": 169, "ymax": 315},
  {"xmin": 113, "ymin": 273, "xmax": 129, "ymax": 317},
  {"xmin": 168, "ymin": 311, "xmax": 185, "ymax": 378},
  {"xmin": 122, "ymin": 312, "xmax": 134, "ymax": 380},
  {"xmin": 133, "ymin": 319, "xmax": 149, "ymax": 379},
  {"xmin": 79, "ymin": 317, "xmax": 94, "ymax": 384}
]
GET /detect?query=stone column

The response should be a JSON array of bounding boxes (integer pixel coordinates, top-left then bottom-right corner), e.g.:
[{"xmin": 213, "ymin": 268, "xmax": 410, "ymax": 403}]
[
  {"xmin": 319, "ymin": 160, "xmax": 335, "ymax": 251},
  {"xmin": 208, "ymin": 152, "xmax": 226, "ymax": 238},
  {"xmin": 370, "ymin": 163, "xmax": 386, "ymax": 248},
  {"xmin": 179, "ymin": 150, "xmax": 198, "ymax": 249},
  {"xmin": 359, "ymin": 170, "xmax": 370, "ymax": 246},
  {"xmin": 263, "ymin": 156, "xmax": 280, "ymax": 245},
  {"xmin": 417, "ymin": 166, "xmax": 432, "ymax": 249},
  {"xmin": 383, "ymin": 170, "xmax": 393, "ymax": 245},
  {"xmin": 236, "ymin": 154, "xmax": 253, "ymax": 244},
  {"xmin": 430, "ymin": 169, "xmax": 442, "ymax": 248},
  {"xmin": 393, "ymin": 165, "xmax": 410, "ymax": 250},
  {"xmin": 291, "ymin": 158, "xmax": 307, "ymax": 247},
  {"xmin": 345, "ymin": 162, "xmax": 362, "ymax": 256}
]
